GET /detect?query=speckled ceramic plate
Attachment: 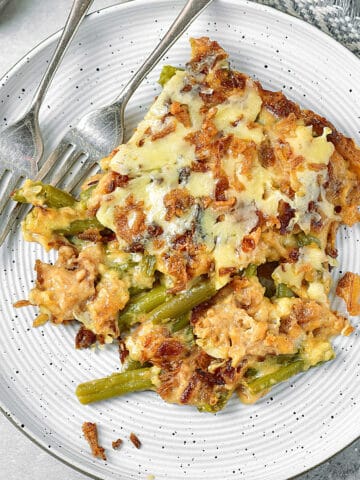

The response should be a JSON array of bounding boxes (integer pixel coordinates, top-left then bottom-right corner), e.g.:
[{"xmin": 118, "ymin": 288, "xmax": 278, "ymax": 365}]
[{"xmin": 0, "ymin": 1, "xmax": 360, "ymax": 479}]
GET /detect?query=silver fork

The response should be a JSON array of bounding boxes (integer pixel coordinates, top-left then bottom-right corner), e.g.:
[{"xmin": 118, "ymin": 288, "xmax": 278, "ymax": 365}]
[
  {"xmin": 0, "ymin": 0, "xmax": 214, "ymax": 246},
  {"xmin": 0, "ymin": 0, "xmax": 94, "ymax": 242}
]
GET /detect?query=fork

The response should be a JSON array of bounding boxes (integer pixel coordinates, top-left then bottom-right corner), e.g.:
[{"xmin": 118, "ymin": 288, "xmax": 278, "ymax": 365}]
[
  {"xmin": 0, "ymin": 0, "xmax": 94, "ymax": 243},
  {"xmin": 0, "ymin": 0, "xmax": 214, "ymax": 246}
]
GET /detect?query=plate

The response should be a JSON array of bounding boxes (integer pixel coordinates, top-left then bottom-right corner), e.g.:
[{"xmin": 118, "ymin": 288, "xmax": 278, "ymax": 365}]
[{"xmin": 1, "ymin": 1, "xmax": 360, "ymax": 479}]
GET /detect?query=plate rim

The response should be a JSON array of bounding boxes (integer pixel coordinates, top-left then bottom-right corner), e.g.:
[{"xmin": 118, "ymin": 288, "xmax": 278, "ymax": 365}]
[
  {"xmin": 1, "ymin": 0, "xmax": 359, "ymax": 90},
  {"xmin": 0, "ymin": 1, "xmax": 360, "ymax": 479}
]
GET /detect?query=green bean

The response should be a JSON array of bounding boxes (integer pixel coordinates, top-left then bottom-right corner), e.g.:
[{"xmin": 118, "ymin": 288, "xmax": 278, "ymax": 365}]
[
  {"xmin": 106, "ymin": 256, "xmax": 156, "ymax": 279},
  {"xmin": 148, "ymin": 280, "xmax": 216, "ymax": 324},
  {"xmin": 244, "ymin": 354, "xmax": 299, "ymax": 380},
  {"xmin": 141, "ymin": 255, "xmax": 156, "ymax": 277},
  {"xmin": 275, "ymin": 283, "xmax": 296, "ymax": 298},
  {"xmin": 118, "ymin": 285, "xmax": 169, "ymax": 329},
  {"xmin": 158, "ymin": 65, "xmax": 184, "ymax": 87},
  {"xmin": 128, "ymin": 286, "xmax": 149, "ymax": 296},
  {"xmin": 169, "ymin": 312, "xmax": 191, "ymax": 333},
  {"xmin": 243, "ymin": 263, "xmax": 257, "ymax": 278},
  {"xmin": 122, "ymin": 358, "xmax": 144, "ymax": 372},
  {"xmin": 79, "ymin": 185, "xmax": 97, "ymax": 203},
  {"xmin": 107, "ymin": 259, "xmax": 136, "ymax": 274},
  {"xmin": 177, "ymin": 325, "xmax": 195, "ymax": 348},
  {"xmin": 197, "ymin": 390, "xmax": 233, "ymax": 413},
  {"xmin": 11, "ymin": 191, "xmax": 29, "ymax": 204},
  {"xmin": 275, "ymin": 353, "xmax": 300, "ymax": 364},
  {"xmin": 54, "ymin": 217, "xmax": 105, "ymax": 236},
  {"xmin": 109, "ymin": 262, "xmax": 133, "ymax": 274},
  {"xmin": 244, "ymin": 367, "xmax": 258, "ymax": 379},
  {"xmin": 296, "ymin": 232, "xmax": 321, "ymax": 247},
  {"xmin": 76, "ymin": 368, "xmax": 155, "ymax": 405},
  {"xmin": 12, "ymin": 181, "xmax": 77, "ymax": 208},
  {"xmin": 247, "ymin": 360, "xmax": 305, "ymax": 394}
]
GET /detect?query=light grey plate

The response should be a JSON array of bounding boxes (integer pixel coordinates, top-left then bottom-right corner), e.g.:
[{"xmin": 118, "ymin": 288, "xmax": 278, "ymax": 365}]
[{"xmin": 0, "ymin": 1, "xmax": 360, "ymax": 479}]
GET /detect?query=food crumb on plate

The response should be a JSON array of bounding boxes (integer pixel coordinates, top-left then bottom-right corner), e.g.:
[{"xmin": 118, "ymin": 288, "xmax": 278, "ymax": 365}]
[
  {"xmin": 82, "ymin": 421, "xmax": 106, "ymax": 460},
  {"xmin": 112, "ymin": 438, "xmax": 123, "ymax": 450},
  {"xmin": 129, "ymin": 432, "xmax": 141, "ymax": 449}
]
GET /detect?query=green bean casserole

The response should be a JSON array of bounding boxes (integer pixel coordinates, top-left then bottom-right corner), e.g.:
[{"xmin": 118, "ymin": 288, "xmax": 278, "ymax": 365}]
[{"xmin": 13, "ymin": 38, "xmax": 360, "ymax": 411}]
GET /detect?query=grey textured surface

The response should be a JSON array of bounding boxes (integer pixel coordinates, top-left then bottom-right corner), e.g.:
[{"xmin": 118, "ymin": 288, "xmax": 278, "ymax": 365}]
[
  {"xmin": 258, "ymin": 0, "xmax": 360, "ymax": 56},
  {"xmin": 0, "ymin": 1, "xmax": 359, "ymax": 479}
]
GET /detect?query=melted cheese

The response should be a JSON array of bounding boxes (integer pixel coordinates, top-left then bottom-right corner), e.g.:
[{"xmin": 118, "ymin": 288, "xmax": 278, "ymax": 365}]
[
  {"xmin": 272, "ymin": 245, "xmax": 330, "ymax": 303},
  {"xmin": 286, "ymin": 127, "xmax": 336, "ymax": 231},
  {"xmin": 301, "ymin": 337, "xmax": 335, "ymax": 367},
  {"xmin": 96, "ymin": 56, "xmax": 339, "ymax": 291},
  {"xmin": 111, "ymin": 72, "xmax": 197, "ymax": 174},
  {"xmin": 287, "ymin": 126, "xmax": 334, "ymax": 164},
  {"xmin": 186, "ymin": 171, "xmax": 214, "ymax": 197},
  {"xmin": 234, "ymin": 162, "xmax": 283, "ymax": 217},
  {"xmin": 214, "ymin": 82, "xmax": 264, "ymax": 143}
]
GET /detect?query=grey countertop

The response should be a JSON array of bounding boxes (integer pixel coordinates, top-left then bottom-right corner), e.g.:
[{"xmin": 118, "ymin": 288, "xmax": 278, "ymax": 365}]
[{"xmin": 0, "ymin": 1, "xmax": 359, "ymax": 479}]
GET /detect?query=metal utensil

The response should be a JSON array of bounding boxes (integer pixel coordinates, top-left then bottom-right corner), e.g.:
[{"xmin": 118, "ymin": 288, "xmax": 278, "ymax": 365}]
[
  {"xmin": 0, "ymin": 0, "xmax": 214, "ymax": 245},
  {"xmin": 0, "ymin": 0, "xmax": 93, "ymax": 240}
]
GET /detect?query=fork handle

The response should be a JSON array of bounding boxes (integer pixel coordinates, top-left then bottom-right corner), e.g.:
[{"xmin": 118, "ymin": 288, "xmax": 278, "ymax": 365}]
[
  {"xmin": 116, "ymin": 0, "xmax": 214, "ymax": 108},
  {"xmin": 29, "ymin": 0, "xmax": 94, "ymax": 117}
]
